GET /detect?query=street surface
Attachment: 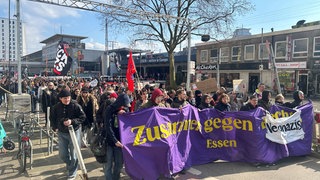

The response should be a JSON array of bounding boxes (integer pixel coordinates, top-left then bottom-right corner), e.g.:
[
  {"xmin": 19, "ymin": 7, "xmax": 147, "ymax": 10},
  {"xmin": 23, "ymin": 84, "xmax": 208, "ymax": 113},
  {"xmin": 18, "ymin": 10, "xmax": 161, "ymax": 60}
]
[{"xmin": 0, "ymin": 96, "xmax": 319, "ymax": 180}]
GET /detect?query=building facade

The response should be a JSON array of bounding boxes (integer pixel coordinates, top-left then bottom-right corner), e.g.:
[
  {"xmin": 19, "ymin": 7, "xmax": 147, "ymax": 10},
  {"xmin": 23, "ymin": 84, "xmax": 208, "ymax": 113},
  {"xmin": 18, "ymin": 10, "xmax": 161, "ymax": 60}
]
[
  {"xmin": 195, "ymin": 24, "xmax": 320, "ymax": 96},
  {"xmin": 20, "ymin": 33, "xmax": 196, "ymax": 85},
  {"xmin": 0, "ymin": 17, "xmax": 23, "ymax": 74}
]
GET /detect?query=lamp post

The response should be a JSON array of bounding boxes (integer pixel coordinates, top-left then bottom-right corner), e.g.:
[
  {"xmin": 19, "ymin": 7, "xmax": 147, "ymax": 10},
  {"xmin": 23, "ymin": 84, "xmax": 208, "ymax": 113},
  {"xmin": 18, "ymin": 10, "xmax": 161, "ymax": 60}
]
[
  {"xmin": 186, "ymin": 20, "xmax": 191, "ymax": 91},
  {"xmin": 16, "ymin": 0, "xmax": 22, "ymax": 94}
]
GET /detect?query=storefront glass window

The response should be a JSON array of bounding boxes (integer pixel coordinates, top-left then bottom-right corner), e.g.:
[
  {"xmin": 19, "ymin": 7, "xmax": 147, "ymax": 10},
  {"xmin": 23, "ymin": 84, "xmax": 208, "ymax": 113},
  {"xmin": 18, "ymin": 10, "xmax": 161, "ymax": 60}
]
[{"xmin": 278, "ymin": 71, "xmax": 295, "ymax": 93}]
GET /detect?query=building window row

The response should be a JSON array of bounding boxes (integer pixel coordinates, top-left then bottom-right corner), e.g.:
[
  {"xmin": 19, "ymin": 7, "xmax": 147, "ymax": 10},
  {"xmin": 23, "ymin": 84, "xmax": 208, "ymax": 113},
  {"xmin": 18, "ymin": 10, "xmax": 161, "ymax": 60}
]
[{"xmin": 200, "ymin": 37, "xmax": 320, "ymax": 63}]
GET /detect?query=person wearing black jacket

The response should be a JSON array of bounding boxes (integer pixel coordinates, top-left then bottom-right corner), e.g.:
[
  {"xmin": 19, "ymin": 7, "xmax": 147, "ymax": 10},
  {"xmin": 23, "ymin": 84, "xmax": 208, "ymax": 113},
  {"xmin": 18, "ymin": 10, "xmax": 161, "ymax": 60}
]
[
  {"xmin": 104, "ymin": 93, "xmax": 131, "ymax": 180},
  {"xmin": 214, "ymin": 93, "xmax": 231, "ymax": 112},
  {"xmin": 198, "ymin": 94, "xmax": 213, "ymax": 110},
  {"xmin": 258, "ymin": 90, "xmax": 272, "ymax": 111},
  {"xmin": 285, "ymin": 90, "xmax": 304, "ymax": 108},
  {"xmin": 240, "ymin": 95, "xmax": 258, "ymax": 111},
  {"xmin": 42, "ymin": 82, "xmax": 58, "ymax": 125},
  {"xmin": 50, "ymin": 89, "xmax": 86, "ymax": 180}
]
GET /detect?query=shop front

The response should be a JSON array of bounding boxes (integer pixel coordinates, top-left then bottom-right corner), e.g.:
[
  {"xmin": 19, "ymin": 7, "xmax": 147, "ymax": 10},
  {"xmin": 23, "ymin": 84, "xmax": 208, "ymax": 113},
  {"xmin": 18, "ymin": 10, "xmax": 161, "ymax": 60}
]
[{"xmin": 275, "ymin": 61, "xmax": 308, "ymax": 94}]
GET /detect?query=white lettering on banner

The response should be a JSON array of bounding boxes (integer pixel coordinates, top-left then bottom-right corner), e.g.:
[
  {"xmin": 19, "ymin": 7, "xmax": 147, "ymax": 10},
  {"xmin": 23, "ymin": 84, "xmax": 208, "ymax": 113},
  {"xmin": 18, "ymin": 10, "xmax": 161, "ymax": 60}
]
[
  {"xmin": 265, "ymin": 110, "xmax": 305, "ymax": 144},
  {"xmin": 275, "ymin": 62, "xmax": 306, "ymax": 69},
  {"xmin": 54, "ymin": 44, "xmax": 68, "ymax": 74}
]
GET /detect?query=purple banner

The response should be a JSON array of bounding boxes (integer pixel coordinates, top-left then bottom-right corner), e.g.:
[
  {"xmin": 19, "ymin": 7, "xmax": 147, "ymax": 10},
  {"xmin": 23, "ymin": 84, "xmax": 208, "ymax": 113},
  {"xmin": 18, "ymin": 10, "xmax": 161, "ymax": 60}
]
[{"xmin": 119, "ymin": 101, "xmax": 314, "ymax": 180}]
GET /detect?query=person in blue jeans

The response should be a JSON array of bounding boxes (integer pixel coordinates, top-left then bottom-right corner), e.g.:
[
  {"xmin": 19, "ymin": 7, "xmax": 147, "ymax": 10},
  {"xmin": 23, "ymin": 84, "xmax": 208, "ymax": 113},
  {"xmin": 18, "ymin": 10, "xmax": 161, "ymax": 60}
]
[
  {"xmin": 50, "ymin": 89, "xmax": 86, "ymax": 180},
  {"xmin": 104, "ymin": 93, "xmax": 131, "ymax": 180}
]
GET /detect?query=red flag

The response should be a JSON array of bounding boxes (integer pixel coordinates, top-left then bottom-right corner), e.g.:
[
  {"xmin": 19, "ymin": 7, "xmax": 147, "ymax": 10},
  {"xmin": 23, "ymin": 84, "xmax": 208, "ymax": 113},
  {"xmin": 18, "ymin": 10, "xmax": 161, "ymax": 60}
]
[{"xmin": 126, "ymin": 51, "xmax": 136, "ymax": 92}]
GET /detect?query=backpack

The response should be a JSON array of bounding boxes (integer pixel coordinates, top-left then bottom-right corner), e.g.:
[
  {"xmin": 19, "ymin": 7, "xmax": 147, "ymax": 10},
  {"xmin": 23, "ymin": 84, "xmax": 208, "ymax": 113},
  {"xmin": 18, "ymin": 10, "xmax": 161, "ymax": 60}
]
[{"xmin": 90, "ymin": 128, "xmax": 107, "ymax": 163}]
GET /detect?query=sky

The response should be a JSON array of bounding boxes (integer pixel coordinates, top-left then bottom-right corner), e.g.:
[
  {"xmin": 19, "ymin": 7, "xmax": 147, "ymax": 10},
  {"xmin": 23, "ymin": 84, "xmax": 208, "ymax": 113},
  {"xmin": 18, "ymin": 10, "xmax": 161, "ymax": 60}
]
[{"xmin": 0, "ymin": 0, "xmax": 320, "ymax": 55}]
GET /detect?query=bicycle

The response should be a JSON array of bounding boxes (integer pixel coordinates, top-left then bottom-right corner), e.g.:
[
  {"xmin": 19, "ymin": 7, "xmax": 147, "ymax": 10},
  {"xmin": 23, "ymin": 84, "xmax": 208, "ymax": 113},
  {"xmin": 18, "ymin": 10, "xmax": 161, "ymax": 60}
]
[{"xmin": 11, "ymin": 110, "xmax": 34, "ymax": 172}]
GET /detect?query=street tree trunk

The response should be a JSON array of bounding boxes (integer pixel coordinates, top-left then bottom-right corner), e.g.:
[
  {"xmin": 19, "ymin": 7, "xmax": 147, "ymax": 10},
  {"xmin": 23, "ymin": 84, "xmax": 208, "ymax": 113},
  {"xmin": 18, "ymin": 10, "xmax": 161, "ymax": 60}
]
[{"xmin": 168, "ymin": 51, "xmax": 176, "ymax": 89}]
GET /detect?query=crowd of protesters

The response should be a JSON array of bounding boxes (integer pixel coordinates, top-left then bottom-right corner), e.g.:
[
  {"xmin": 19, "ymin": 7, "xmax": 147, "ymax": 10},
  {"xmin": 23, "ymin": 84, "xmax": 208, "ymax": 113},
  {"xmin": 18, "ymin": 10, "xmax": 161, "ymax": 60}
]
[{"xmin": 0, "ymin": 75, "xmax": 306, "ymax": 179}]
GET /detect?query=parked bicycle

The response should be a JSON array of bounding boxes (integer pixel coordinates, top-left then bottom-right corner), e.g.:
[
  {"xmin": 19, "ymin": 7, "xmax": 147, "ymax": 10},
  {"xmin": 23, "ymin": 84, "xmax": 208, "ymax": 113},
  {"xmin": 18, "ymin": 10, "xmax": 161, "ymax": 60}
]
[{"xmin": 9, "ymin": 110, "xmax": 34, "ymax": 172}]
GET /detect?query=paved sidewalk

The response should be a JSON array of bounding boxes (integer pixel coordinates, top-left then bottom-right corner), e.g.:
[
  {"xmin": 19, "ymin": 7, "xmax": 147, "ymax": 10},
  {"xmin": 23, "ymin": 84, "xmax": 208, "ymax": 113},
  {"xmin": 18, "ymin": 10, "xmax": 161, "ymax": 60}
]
[
  {"xmin": 1, "ymin": 97, "xmax": 319, "ymax": 180},
  {"xmin": 0, "ymin": 107, "xmax": 129, "ymax": 180}
]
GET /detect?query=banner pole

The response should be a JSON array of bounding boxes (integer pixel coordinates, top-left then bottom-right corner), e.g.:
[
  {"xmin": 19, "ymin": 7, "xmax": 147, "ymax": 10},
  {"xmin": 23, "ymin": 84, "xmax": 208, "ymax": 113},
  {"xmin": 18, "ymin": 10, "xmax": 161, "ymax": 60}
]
[{"xmin": 68, "ymin": 125, "xmax": 88, "ymax": 180}]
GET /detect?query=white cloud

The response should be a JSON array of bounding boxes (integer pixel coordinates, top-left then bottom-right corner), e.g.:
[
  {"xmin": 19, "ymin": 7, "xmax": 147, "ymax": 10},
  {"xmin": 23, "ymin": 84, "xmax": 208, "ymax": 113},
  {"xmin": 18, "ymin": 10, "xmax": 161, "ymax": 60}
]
[
  {"xmin": 85, "ymin": 42, "xmax": 105, "ymax": 50},
  {"xmin": 19, "ymin": 1, "xmax": 81, "ymax": 54},
  {"xmin": 22, "ymin": 1, "xmax": 81, "ymax": 19}
]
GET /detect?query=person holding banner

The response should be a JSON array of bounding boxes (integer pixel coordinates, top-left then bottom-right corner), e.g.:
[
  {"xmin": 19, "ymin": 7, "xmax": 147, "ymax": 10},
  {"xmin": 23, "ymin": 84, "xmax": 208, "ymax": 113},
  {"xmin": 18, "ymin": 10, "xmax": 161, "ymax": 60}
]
[
  {"xmin": 214, "ymin": 93, "xmax": 231, "ymax": 112},
  {"xmin": 104, "ymin": 93, "xmax": 131, "ymax": 180},
  {"xmin": 140, "ymin": 88, "xmax": 166, "ymax": 110},
  {"xmin": 198, "ymin": 94, "xmax": 213, "ymax": 110},
  {"xmin": 171, "ymin": 89, "xmax": 189, "ymax": 109},
  {"xmin": 285, "ymin": 90, "xmax": 304, "ymax": 108},
  {"xmin": 240, "ymin": 95, "xmax": 258, "ymax": 111},
  {"xmin": 274, "ymin": 94, "xmax": 286, "ymax": 106},
  {"xmin": 258, "ymin": 90, "xmax": 273, "ymax": 111}
]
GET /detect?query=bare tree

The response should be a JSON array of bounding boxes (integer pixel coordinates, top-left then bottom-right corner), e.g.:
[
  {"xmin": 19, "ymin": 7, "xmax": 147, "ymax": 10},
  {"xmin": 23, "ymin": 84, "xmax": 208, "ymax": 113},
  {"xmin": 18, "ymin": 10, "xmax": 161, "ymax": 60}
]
[{"xmin": 105, "ymin": 0, "xmax": 253, "ymax": 88}]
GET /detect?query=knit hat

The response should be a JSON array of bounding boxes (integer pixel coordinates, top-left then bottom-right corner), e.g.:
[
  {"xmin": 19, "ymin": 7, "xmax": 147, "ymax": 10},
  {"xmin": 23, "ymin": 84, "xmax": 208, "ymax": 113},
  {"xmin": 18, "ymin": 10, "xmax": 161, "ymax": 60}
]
[
  {"xmin": 59, "ymin": 89, "xmax": 71, "ymax": 97},
  {"xmin": 151, "ymin": 88, "xmax": 163, "ymax": 102},
  {"xmin": 195, "ymin": 90, "xmax": 202, "ymax": 96},
  {"xmin": 82, "ymin": 87, "xmax": 90, "ymax": 93},
  {"xmin": 110, "ymin": 92, "xmax": 118, "ymax": 99}
]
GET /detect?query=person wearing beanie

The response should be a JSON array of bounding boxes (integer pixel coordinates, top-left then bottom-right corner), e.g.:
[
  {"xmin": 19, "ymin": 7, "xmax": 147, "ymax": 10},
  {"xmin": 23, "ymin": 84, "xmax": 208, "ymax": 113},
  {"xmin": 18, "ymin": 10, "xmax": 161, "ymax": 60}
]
[
  {"xmin": 95, "ymin": 92, "xmax": 118, "ymax": 125},
  {"xmin": 194, "ymin": 90, "xmax": 202, "ymax": 108},
  {"xmin": 103, "ymin": 93, "xmax": 131, "ymax": 180},
  {"xmin": 139, "ymin": 88, "xmax": 166, "ymax": 110},
  {"xmin": 50, "ymin": 89, "xmax": 86, "ymax": 179},
  {"xmin": 110, "ymin": 92, "xmax": 118, "ymax": 99}
]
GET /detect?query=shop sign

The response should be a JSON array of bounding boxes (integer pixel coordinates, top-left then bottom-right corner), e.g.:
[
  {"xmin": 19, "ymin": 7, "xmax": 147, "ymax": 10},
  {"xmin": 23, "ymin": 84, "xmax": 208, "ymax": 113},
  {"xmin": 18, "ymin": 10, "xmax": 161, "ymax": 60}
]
[
  {"xmin": 195, "ymin": 64, "xmax": 217, "ymax": 70},
  {"xmin": 140, "ymin": 58, "xmax": 168, "ymax": 63},
  {"xmin": 275, "ymin": 61, "xmax": 306, "ymax": 69}
]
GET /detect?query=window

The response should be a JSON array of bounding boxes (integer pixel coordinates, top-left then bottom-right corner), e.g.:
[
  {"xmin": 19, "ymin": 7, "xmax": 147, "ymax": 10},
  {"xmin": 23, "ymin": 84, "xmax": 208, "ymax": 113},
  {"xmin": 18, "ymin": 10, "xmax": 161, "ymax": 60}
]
[
  {"xmin": 259, "ymin": 43, "xmax": 269, "ymax": 60},
  {"xmin": 220, "ymin": 47, "xmax": 229, "ymax": 63},
  {"xmin": 210, "ymin": 49, "xmax": 218, "ymax": 63},
  {"xmin": 232, "ymin": 46, "xmax": 241, "ymax": 61},
  {"xmin": 200, "ymin": 50, "xmax": 208, "ymax": 63},
  {"xmin": 314, "ymin": 37, "xmax": 320, "ymax": 57},
  {"xmin": 275, "ymin": 41, "xmax": 286, "ymax": 59},
  {"xmin": 293, "ymin": 38, "xmax": 308, "ymax": 57},
  {"xmin": 244, "ymin": 45, "xmax": 255, "ymax": 60}
]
